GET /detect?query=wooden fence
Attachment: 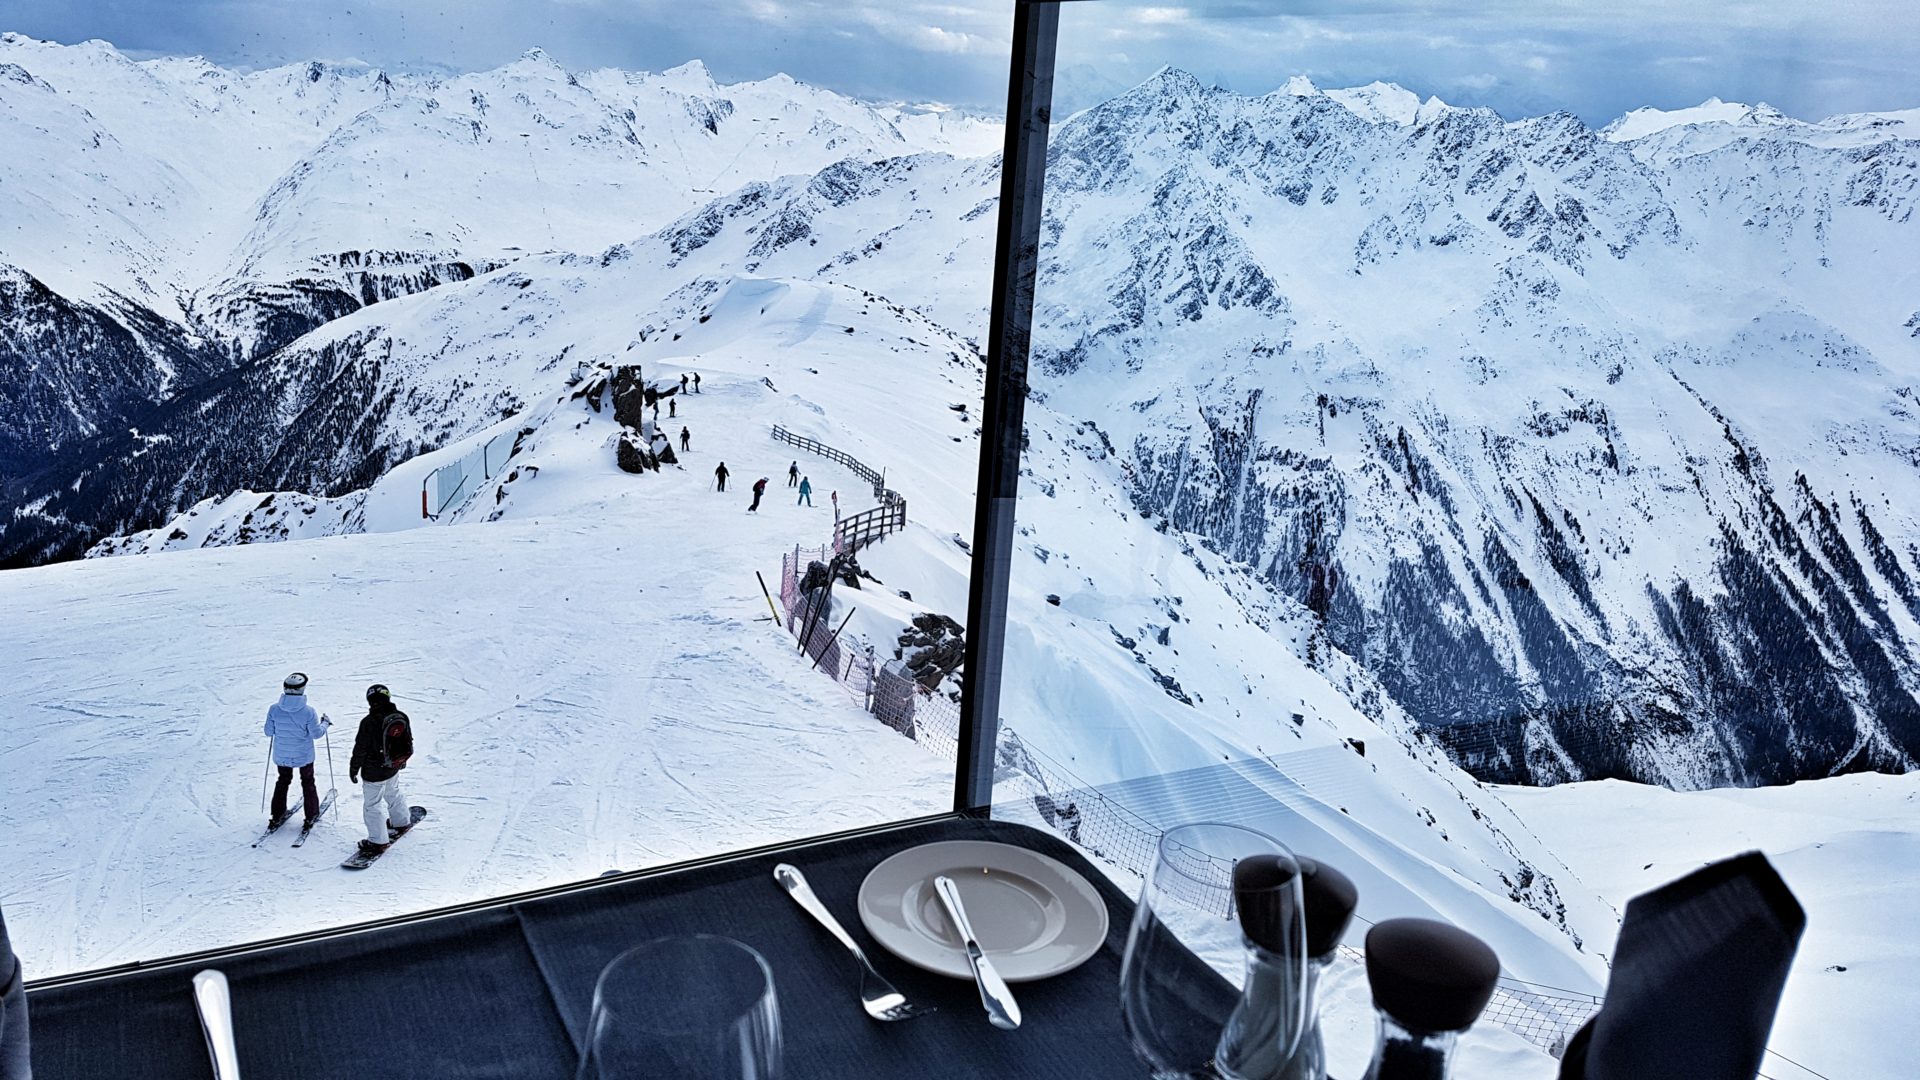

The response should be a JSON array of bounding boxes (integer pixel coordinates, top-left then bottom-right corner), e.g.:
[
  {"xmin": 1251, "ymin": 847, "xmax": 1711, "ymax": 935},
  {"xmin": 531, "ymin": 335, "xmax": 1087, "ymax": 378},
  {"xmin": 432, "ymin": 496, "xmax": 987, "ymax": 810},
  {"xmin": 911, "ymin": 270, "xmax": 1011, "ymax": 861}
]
[{"xmin": 768, "ymin": 424, "xmax": 908, "ymax": 551}]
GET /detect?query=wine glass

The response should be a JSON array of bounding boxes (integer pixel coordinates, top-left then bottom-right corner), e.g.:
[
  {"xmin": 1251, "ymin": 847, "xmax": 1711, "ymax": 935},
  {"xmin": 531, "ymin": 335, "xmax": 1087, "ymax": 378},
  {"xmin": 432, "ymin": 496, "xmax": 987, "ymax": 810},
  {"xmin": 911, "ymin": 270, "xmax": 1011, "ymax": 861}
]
[
  {"xmin": 1120, "ymin": 823, "xmax": 1307, "ymax": 1079},
  {"xmin": 576, "ymin": 935, "xmax": 782, "ymax": 1080}
]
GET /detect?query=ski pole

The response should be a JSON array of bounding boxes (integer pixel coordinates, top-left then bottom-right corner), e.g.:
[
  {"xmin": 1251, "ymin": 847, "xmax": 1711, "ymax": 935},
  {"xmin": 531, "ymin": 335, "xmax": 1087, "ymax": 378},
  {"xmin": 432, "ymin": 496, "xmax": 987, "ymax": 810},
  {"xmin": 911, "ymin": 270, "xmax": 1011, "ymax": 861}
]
[
  {"xmin": 260, "ymin": 740, "xmax": 272, "ymax": 812},
  {"xmin": 325, "ymin": 720, "xmax": 337, "ymax": 814}
]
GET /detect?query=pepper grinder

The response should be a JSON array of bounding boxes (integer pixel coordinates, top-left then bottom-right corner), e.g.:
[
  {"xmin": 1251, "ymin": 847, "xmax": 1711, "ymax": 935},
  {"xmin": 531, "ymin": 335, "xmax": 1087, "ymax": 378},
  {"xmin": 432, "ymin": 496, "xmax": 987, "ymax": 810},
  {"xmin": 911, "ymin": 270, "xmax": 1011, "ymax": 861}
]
[
  {"xmin": 1277, "ymin": 857, "xmax": 1360, "ymax": 1080},
  {"xmin": 1358, "ymin": 918, "xmax": 1500, "ymax": 1080},
  {"xmin": 1214, "ymin": 853, "xmax": 1308, "ymax": 1080}
]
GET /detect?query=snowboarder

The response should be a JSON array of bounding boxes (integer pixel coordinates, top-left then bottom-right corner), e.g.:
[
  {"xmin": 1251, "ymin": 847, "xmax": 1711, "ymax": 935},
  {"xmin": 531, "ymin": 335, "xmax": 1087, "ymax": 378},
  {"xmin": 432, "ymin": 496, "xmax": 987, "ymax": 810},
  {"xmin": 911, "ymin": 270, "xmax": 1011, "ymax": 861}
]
[
  {"xmin": 831, "ymin": 490, "xmax": 840, "ymax": 521},
  {"xmin": 749, "ymin": 477, "xmax": 768, "ymax": 512},
  {"xmin": 349, "ymin": 684, "xmax": 414, "ymax": 859},
  {"xmin": 788, "ymin": 462, "xmax": 800, "ymax": 487},
  {"xmin": 680, "ymin": 373, "xmax": 689, "ymax": 394},
  {"xmin": 264, "ymin": 673, "xmax": 331, "ymax": 829},
  {"xmin": 714, "ymin": 461, "xmax": 729, "ymax": 491},
  {"xmin": 680, "ymin": 426, "xmax": 691, "ymax": 453},
  {"xmin": 692, "ymin": 371, "xmax": 701, "ymax": 393},
  {"xmin": 798, "ymin": 476, "xmax": 813, "ymax": 506}
]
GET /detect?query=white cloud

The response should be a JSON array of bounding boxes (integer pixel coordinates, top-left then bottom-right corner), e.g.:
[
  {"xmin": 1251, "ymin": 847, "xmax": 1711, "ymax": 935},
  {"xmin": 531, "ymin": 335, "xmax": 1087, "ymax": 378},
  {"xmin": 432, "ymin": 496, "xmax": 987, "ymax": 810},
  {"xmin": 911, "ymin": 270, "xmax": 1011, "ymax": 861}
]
[{"xmin": 1136, "ymin": 7, "xmax": 1191, "ymax": 25}]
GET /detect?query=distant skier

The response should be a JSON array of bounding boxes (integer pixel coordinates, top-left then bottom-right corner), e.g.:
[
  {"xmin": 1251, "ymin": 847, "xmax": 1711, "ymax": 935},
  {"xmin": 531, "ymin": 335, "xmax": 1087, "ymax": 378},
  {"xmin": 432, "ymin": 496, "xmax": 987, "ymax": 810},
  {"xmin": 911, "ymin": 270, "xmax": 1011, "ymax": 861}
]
[
  {"xmin": 714, "ymin": 461, "xmax": 729, "ymax": 491},
  {"xmin": 680, "ymin": 426, "xmax": 692, "ymax": 453},
  {"xmin": 798, "ymin": 476, "xmax": 813, "ymax": 506},
  {"xmin": 749, "ymin": 477, "xmax": 768, "ymax": 512},
  {"xmin": 668, "ymin": 396, "xmax": 676, "ymax": 418},
  {"xmin": 680, "ymin": 373, "xmax": 689, "ymax": 394},
  {"xmin": 264, "ymin": 673, "xmax": 331, "ymax": 829},
  {"xmin": 831, "ymin": 490, "xmax": 840, "ymax": 521},
  {"xmin": 788, "ymin": 461, "xmax": 800, "ymax": 487},
  {"xmin": 349, "ymin": 684, "xmax": 414, "ymax": 859},
  {"xmin": 692, "ymin": 371, "xmax": 701, "ymax": 393}
]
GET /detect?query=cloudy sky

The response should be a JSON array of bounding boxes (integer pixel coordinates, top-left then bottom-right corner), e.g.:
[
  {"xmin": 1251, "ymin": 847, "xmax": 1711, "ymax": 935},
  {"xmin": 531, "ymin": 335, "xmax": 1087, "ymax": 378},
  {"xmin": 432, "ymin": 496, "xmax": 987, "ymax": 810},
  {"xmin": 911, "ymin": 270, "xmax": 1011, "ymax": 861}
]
[{"xmin": 8, "ymin": 0, "xmax": 1918, "ymax": 124}]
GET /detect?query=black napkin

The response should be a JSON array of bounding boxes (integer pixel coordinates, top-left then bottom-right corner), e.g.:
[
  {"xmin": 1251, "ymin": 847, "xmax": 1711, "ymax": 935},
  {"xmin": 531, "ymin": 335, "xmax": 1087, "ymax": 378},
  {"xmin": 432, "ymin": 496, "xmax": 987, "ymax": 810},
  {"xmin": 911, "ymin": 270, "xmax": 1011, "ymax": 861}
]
[
  {"xmin": 0, "ymin": 903, "xmax": 29, "ymax": 1080},
  {"xmin": 1559, "ymin": 851, "xmax": 1805, "ymax": 1080}
]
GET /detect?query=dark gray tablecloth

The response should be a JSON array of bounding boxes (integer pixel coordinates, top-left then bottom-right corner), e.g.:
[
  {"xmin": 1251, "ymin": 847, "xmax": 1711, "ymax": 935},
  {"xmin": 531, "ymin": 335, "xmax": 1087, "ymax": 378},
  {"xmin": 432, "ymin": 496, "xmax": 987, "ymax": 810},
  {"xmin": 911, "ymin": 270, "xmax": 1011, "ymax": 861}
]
[
  {"xmin": 2, "ymin": 906, "xmax": 30, "ymax": 1080},
  {"xmin": 28, "ymin": 817, "xmax": 1234, "ymax": 1078}
]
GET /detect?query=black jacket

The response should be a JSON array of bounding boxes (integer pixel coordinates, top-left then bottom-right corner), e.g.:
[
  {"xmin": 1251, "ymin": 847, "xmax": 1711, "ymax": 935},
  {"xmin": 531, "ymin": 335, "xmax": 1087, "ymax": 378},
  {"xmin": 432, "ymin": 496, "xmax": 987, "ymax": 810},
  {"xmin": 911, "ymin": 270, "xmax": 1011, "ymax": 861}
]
[{"xmin": 350, "ymin": 701, "xmax": 404, "ymax": 783}]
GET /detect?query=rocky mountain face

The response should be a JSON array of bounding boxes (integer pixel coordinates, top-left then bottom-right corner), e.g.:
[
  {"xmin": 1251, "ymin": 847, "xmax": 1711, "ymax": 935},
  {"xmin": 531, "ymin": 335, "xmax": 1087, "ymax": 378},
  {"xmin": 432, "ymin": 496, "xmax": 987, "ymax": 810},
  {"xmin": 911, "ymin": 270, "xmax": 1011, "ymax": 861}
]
[{"xmin": 1028, "ymin": 71, "xmax": 1920, "ymax": 787}]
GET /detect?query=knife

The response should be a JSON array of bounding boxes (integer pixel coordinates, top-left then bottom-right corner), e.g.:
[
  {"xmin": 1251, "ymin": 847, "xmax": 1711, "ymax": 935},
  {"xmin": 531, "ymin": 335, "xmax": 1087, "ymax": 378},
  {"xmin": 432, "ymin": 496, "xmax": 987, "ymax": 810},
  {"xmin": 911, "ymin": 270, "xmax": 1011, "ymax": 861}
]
[{"xmin": 933, "ymin": 874, "xmax": 1022, "ymax": 1030}]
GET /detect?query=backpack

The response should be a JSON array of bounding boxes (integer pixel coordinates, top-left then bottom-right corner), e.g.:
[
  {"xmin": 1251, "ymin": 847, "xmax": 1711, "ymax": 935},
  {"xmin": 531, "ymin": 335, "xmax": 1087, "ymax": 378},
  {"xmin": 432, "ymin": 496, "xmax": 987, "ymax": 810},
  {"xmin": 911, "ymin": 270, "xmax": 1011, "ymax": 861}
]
[{"xmin": 380, "ymin": 711, "xmax": 414, "ymax": 770}]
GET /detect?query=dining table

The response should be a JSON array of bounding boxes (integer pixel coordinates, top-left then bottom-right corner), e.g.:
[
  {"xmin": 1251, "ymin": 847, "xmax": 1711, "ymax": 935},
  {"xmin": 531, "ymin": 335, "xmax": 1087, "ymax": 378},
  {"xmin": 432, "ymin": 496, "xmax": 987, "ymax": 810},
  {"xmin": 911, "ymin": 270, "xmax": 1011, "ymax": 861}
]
[{"xmin": 27, "ymin": 815, "xmax": 1238, "ymax": 1078}]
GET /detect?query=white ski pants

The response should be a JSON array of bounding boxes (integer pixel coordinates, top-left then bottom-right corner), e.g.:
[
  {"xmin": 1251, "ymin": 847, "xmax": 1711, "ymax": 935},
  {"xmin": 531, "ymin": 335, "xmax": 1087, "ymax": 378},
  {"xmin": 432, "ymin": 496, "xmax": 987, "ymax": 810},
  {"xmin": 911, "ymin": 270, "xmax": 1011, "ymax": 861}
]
[{"xmin": 361, "ymin": 776, "xmax": 409, "ymax": 843}]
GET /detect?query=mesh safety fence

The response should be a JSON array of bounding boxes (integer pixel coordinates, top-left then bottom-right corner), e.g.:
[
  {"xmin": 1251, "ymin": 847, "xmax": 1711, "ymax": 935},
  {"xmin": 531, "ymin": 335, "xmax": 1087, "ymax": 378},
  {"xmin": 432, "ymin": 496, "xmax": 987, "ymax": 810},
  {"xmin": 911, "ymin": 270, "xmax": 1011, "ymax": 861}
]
[{"xmin": 772, "ymin": 545, "xmax": 1606, "ymax": 1059}]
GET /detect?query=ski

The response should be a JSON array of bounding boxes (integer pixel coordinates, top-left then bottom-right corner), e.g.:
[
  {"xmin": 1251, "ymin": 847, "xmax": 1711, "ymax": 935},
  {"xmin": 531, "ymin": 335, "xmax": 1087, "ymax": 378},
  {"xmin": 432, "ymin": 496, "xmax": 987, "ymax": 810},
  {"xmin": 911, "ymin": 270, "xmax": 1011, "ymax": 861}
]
[
  {"xmin": 340, "ymin": 806, "xmax": 428, "ymax": 870},
  {"xmin": 251, "ymin": 798, "xmax": 304, "ymax": 847},
  {"xmin": 290, "ymin": 789, "xmax": 338, "ymax": 847}
]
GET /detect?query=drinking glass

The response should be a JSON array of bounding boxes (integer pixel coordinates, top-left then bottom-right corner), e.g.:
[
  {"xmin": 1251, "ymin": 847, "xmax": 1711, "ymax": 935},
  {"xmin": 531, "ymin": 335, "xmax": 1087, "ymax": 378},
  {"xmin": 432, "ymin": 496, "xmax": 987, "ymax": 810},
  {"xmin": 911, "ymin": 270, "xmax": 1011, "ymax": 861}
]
[
  {"xmin": 1121, "ymin": 823, "xmax": 1306, "ymax": 1079},
  {"xmin": 576, "ymin": 934, "xmax": 782, "ymax": 1080}
]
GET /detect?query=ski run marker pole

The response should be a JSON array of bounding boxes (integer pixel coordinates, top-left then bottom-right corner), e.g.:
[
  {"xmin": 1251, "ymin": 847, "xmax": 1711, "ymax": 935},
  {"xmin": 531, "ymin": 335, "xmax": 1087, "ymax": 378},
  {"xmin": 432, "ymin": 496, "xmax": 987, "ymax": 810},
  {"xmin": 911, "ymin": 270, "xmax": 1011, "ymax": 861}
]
[
  {"xmin": 811, "ymin": 608, "xmax": 858, "ymax": 672},
  {"xmin": 755, "ymin": 571, "xmax": 783, "ymax": 623}
]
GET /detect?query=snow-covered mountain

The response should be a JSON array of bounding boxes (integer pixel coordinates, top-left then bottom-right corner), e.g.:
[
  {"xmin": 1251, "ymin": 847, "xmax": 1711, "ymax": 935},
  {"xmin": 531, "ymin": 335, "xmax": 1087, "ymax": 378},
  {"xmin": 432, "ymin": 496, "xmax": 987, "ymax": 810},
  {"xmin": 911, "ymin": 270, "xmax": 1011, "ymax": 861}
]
[
  {"xmin": 8, "ymin": 44, "xmax": 1920, "ymax": 802},
  {"xmin": 6, "ymin": 50, "xmax": 1920, "ymax": 1071},
  {"xmin": 0, "ymin": 33, "xmax": 997, "ymax": 548},
  {"xmin": 1025, "ymin": 70, "xmax": 1920, "ymax": 789}
]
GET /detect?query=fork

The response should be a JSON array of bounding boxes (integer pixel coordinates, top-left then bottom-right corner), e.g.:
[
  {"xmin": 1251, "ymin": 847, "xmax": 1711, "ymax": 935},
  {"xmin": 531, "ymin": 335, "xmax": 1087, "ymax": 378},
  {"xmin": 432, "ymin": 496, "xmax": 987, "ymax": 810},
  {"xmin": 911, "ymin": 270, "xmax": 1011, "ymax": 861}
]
[{"xmin": 773, "ymin": 862, "xmax": 934, "ymax": 1022}]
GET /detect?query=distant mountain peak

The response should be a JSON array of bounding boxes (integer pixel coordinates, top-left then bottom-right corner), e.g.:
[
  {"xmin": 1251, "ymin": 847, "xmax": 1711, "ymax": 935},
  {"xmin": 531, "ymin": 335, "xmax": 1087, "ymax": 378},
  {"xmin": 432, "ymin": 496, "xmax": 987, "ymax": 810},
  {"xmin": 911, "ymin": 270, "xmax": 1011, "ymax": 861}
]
[
  {"xmin": 1267, "ymin": 74, "xmax": 1438, "ymax": 127},
  {"xmin": 1602, "ymin": 97, "xmax": 1773, "ymax": 141},
  {"xmin": 1325, "ymin": 80, "xmax": 1424, "ymax": 126},
  {"xmin": 1142, "ymin": 65, "xmax": 1207, "ymax": 96}
]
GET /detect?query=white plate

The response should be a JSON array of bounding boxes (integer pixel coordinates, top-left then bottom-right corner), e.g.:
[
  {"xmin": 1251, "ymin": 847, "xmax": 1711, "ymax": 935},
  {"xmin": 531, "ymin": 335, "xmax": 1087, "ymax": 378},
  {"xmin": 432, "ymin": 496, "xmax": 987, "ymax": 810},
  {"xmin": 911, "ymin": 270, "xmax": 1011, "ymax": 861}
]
[{"xmin": 856, "ymin": 839, "xmax": 1110, "ymax": 983}]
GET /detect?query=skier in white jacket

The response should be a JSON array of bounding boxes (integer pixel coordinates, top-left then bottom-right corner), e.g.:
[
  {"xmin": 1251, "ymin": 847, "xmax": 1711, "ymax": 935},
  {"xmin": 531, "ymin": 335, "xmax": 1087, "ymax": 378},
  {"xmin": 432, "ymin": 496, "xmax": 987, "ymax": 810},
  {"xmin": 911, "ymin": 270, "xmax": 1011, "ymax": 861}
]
[{"xmin": 264, "ymin": 672, "xmax": 330, "ymax": 829}]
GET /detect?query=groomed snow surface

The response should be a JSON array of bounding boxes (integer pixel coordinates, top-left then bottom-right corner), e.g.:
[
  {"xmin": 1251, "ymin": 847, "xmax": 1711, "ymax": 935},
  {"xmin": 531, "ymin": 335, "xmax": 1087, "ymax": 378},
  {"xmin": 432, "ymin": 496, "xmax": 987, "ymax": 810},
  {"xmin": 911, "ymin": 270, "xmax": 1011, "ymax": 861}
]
[{"xmin": 0, "ymin": 282, "xmax": 967, "ymax": 979}]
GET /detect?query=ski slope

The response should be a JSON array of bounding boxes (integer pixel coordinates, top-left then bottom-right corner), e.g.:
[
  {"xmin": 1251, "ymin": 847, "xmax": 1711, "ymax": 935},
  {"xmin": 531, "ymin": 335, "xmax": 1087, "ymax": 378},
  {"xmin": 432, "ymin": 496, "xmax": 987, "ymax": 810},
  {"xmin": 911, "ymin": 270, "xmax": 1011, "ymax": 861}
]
[{"xmin": 0, "ymin": 286, "xmax": 966, "ymax": 977}]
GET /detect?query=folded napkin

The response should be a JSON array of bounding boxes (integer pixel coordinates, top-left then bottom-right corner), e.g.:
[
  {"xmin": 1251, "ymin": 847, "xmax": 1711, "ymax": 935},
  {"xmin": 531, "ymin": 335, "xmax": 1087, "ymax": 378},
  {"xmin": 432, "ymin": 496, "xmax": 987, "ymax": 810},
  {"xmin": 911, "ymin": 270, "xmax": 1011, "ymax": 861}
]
[{"xmin": 1559, "ymin": 851, "xmax": 1804, "ymax": 1080}]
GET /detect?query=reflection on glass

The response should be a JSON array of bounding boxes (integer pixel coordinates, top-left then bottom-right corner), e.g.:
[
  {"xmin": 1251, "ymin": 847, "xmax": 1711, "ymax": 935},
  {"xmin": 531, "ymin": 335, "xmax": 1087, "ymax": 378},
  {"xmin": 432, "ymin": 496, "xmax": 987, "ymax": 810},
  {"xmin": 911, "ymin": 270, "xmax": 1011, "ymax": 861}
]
[
  {"xmin": 1122, "ymin": 823, "xmax": 1303, "ymax": 1079},
  {"xmin": 577, "ymin": 935, "xmax": 781, "ymax": 1080},
  {"xmin": 999, "ymin": 0, "xmax": 1915, "ymax": 1073},
  {"xmin": 0, "ymin": 5, "xmax": 1004, "ymax": 978}
]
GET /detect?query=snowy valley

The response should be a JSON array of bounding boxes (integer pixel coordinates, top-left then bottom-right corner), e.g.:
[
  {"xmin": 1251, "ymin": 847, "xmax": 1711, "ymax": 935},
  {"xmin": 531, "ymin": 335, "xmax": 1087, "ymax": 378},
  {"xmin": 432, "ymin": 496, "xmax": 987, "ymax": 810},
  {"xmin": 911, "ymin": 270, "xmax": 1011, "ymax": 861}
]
[{"xmin": 3, "ymin": 32, "xmax": 1919, "ymax": 1079}]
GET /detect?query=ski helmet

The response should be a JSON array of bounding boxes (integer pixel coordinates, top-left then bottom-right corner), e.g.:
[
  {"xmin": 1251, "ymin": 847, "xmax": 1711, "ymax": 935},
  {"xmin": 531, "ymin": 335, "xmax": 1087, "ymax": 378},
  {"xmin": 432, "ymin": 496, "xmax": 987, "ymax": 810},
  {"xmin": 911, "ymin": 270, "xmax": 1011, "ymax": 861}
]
[
  {"xmin": 283, "ymin": 672, "xmax": 308, "ymax": 694},
  {"xmin": 366, "ymin": 683, "xmax": 390, "ymax": 702}
]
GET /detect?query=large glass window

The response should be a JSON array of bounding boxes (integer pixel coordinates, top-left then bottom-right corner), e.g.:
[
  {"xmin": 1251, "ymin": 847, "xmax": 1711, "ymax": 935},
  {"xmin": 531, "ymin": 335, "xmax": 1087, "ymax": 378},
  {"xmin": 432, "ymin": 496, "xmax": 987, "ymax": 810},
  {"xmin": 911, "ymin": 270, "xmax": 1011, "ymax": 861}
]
[
  {"xmin": 0, "ymin": 2, "xmax": 1010, "ymax": 979},
  {"xmin": 990, "ymin": 2, "xmax": 1918, "ymax": 1076}
]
